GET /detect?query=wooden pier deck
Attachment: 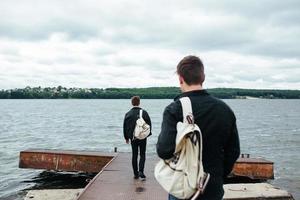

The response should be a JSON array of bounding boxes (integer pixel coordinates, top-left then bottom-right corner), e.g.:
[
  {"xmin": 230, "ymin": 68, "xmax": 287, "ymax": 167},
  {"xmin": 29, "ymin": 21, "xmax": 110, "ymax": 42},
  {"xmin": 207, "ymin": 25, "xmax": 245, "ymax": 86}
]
[
  {"xmin": 19, "ymin": 150, "xmax": 293, "ymax": 200},
  {"xmin": 76, "ymin": 153, "xmax": 167, "ymax": 200},
  {"xmin": 76, "ymin": 153, "xmax": 292, "ymax": 200}
]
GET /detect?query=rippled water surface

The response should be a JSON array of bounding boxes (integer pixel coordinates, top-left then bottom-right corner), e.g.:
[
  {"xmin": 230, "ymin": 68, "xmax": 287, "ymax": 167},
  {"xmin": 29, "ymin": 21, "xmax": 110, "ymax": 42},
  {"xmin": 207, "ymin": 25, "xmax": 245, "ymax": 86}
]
[{"xmin": 0, "ymin": 99, "xmax": 299, "ymax": 199}]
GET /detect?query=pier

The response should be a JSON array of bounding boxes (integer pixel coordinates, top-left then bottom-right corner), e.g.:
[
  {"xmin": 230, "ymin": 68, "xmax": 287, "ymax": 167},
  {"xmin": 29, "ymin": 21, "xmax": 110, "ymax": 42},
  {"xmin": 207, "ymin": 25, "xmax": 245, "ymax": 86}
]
[{"xmin": 20, "ymin": 149, "xmax": 293, "ymax": 200}]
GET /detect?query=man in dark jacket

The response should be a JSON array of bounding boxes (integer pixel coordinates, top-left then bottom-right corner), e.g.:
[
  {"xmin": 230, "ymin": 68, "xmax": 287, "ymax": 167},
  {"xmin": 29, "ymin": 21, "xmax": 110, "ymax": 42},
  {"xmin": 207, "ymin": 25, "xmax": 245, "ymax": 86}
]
[
  {"xmin": 123, "ymin": 96, "xmax": 152, "ymax": 180},
  {"xmin": 156, "ymin": 56, "xmax": 240, "ymax": 200}
]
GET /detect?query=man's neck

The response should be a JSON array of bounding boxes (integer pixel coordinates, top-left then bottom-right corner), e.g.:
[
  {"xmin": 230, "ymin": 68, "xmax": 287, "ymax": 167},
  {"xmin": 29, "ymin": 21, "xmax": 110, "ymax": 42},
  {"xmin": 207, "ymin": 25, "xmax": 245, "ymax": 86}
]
[{"xmin": 182, "ymin": 84, "xmax": 203, "ymax": 92}]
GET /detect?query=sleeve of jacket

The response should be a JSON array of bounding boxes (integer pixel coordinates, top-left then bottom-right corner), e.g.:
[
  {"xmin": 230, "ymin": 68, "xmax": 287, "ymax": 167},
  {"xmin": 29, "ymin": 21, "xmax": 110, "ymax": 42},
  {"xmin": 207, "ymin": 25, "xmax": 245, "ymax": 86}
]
[
  {"xmin": 156, "ymin": 102, "xmax": 180, "ymax": 159},
  {"xmin": 123, "ymin": 113, "xmax": 129, "ymax": 140},
  {"xmin": 143, "ymin": 110, "xmax": 152, "ymax": 135},
  {"xmin": 223, "ymin": 115, "xmax": 240, "ymax": 177}
]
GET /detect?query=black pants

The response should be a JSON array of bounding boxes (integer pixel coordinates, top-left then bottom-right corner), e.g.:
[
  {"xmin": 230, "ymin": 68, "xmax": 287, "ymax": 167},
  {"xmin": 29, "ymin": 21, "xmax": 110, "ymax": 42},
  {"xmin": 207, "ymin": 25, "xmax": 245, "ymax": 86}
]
[{"xmin": 131, "ymin": 138, "xmax": 147, "ymax": 176}]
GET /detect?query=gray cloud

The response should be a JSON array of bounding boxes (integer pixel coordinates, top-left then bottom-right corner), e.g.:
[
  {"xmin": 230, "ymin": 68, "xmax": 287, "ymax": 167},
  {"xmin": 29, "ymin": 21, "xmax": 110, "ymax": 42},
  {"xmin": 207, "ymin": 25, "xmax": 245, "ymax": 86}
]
[
  {"xmin": 0, "ymin": 0, "xmax": 299, "ymax": 89},
  {"xmin": 0, "ymin": 20, "xmax": 97, "ymax": 41},
  {"xmin": 1, "ymin": 0, "xmax": 299, "ymax": 57}
]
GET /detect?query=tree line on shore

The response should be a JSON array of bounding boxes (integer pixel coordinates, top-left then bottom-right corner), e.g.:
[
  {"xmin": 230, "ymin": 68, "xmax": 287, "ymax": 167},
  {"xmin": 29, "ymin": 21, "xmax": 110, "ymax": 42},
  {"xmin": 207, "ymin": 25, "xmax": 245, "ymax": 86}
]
[{"xmin": 0, "ymin": 86, "xmax": 299, "ymax": 99}]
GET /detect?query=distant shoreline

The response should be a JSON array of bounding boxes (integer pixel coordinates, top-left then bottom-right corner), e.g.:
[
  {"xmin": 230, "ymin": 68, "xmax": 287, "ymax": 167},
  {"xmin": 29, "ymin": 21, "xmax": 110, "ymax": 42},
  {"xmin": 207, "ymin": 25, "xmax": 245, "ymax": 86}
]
[
  {"xmin": 0, "ymin": 86, "xmax": 299, "ymax": 99},
  {"xmin": 235, "ymin": 96, "xmax": 261, "ymax": 99}
]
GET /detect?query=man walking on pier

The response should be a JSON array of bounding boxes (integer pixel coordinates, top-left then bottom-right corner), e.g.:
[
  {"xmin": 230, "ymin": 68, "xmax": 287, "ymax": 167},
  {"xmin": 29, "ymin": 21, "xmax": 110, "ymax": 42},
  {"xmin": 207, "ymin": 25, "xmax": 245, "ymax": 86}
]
[
  {"xmin": 123, "ymin": 96, "xmax": 152, "ymax": 180},
  {"xmin": 156, "ymin": 55, "xmax": 240, "ymax": 200}
]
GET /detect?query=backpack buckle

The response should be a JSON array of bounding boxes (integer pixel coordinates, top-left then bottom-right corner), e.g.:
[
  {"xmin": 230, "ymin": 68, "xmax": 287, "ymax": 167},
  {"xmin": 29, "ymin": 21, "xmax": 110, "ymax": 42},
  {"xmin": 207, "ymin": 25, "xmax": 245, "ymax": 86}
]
[{"xmin": 186, "ymin": 114, "xmax": 194, "ymax": 124}]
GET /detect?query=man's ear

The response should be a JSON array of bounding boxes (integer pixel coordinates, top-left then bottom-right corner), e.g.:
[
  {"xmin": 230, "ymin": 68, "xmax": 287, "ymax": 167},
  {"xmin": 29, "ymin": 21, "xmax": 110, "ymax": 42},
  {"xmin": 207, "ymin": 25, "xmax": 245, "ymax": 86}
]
[{"xmin": 179, "ymin": 76, "xmax": 184, "ymax": 85}]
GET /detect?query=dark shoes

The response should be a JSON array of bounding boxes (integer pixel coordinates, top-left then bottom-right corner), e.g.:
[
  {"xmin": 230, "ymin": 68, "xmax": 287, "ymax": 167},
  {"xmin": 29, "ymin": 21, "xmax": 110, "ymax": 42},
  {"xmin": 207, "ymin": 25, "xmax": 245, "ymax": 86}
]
[
  {"xmin": 139, "ymin": 172, "xmax": 146, "ymax": 180},
  {"xmin": 133, "ymin": 172, "xmax": 146, "ymax": 180}
]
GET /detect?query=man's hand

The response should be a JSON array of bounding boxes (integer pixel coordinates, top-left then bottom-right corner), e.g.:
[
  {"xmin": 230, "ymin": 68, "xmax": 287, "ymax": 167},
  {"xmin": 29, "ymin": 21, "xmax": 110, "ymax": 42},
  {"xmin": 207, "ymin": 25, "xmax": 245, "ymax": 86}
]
[{"xmin": 126, "ymin": 139, "xmax": 129, "ymax": 144}]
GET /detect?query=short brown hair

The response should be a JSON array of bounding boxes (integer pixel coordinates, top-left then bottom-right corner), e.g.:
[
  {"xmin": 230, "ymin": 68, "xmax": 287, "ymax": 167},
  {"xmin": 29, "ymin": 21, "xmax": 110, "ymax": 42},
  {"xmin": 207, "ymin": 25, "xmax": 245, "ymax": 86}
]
[
  {"xmin": 177, "ymin": 55, "xmax": 205, "ymax": 85},
  {"xmin": 131, "ymin": 96, "xmax": 140, "ymax": 106}
]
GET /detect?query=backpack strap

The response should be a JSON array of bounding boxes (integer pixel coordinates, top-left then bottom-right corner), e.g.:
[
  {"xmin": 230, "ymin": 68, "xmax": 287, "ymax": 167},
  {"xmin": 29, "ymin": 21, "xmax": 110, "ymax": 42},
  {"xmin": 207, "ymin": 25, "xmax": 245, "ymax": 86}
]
[
  {"xmin": 180, "ymin": 96, "xmax": 206, "ymax": 193},
  {"xmin": 179, "ymin": 97, "xmax": 193, "ymax": 124},
  {"xmin": 139, "ymin": 109, "xmax": 143, "ymax": 119}
]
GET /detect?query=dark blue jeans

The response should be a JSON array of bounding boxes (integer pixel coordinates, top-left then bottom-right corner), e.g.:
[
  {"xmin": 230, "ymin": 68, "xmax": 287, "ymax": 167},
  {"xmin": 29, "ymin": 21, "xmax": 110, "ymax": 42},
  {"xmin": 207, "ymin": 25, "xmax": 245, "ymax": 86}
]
[{"xmin": 168, "ymin": 194, "xmax": 179, "ymax": 200}]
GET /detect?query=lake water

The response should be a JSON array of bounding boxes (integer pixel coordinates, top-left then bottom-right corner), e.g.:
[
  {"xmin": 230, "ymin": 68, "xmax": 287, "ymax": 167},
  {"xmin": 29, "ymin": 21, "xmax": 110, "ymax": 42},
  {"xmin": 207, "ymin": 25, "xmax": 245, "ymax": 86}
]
[{"xmin": 0, "ymin": 99, "xmax": 299, "ymax": 199}]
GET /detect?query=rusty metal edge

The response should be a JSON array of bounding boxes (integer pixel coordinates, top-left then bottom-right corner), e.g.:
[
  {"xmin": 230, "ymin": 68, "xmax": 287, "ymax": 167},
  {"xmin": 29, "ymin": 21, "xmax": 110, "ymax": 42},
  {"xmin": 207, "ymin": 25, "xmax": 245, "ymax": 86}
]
[
  {"xmin": 75, "ymin": 153, "xmax": 119, "ymax": 200},
  {"xmin": 236, "ymin": 160, "xmax": 274, "ymax": 164},
  {"xmin": 20, "ymin": 149, "xmax": 117, "ymax": 158},
  {"xmin": 19, "ymin": 151, "xmax": 116, "ymax": 171}
]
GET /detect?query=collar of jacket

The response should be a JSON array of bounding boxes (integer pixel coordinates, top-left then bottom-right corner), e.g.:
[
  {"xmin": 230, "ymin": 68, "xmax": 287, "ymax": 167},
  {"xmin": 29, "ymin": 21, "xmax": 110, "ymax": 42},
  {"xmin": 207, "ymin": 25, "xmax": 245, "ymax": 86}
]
[
  {"xmin": 131, "ymin": 106, "xmax": 141, "ymax": 109},
  {"xmin": 174, "ymin": 89, "xmax": 209, "ymax": 101}
]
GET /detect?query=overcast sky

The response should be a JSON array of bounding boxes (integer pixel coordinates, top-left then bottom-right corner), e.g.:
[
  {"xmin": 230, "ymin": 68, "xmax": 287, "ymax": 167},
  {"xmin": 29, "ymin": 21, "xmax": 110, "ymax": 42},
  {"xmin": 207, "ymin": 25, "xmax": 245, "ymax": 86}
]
[{"xmin": 0, "ymin": 0, "xmax": 299, "ymax": 89}]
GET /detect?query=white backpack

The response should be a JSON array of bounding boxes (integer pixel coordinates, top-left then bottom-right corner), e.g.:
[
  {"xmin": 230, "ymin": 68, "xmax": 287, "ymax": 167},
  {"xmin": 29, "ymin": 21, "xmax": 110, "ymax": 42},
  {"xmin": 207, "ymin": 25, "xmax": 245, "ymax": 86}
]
[
  {"xmin": 154, "ymin": 97, "xmax": 210, "ymax": 200},
  {"xmin": 133, "ymin": 109, "xmax": 151, "ymax": 140}
]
